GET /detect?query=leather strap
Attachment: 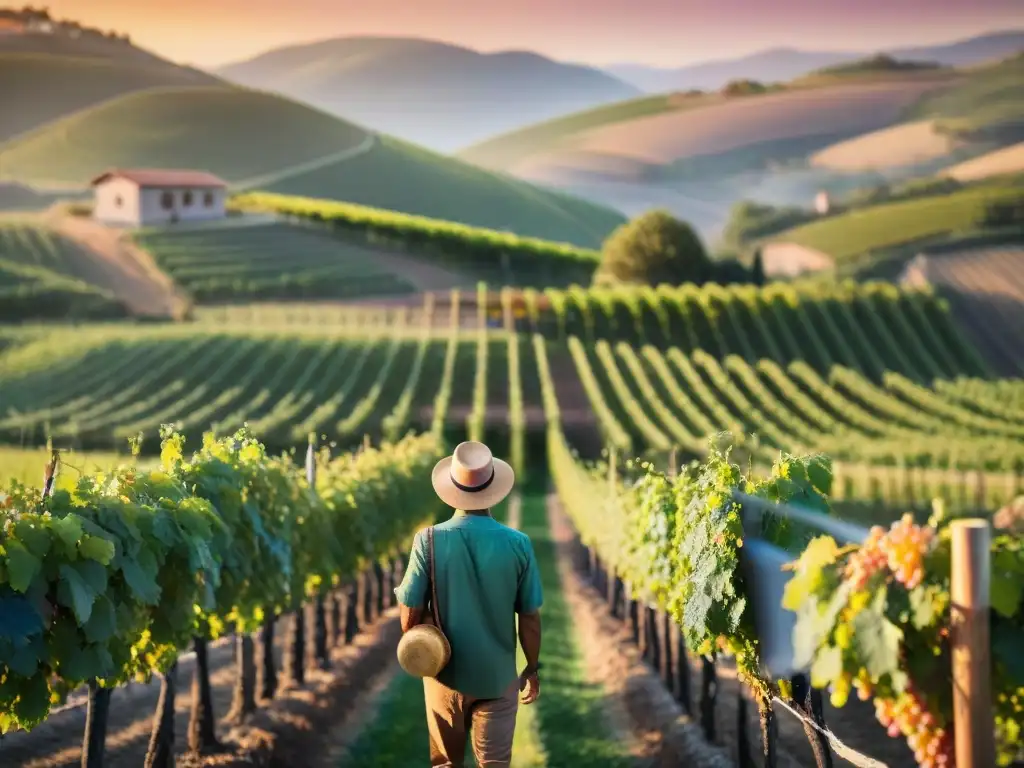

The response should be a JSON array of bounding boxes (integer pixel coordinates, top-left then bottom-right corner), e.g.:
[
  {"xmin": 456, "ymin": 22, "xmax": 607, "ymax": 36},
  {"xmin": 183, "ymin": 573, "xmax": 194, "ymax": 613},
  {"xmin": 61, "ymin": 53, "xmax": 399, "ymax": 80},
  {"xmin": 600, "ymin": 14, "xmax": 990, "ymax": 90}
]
[{"xmin": 427, "ymin": 527, "xmax": 444, "ymax": 634}]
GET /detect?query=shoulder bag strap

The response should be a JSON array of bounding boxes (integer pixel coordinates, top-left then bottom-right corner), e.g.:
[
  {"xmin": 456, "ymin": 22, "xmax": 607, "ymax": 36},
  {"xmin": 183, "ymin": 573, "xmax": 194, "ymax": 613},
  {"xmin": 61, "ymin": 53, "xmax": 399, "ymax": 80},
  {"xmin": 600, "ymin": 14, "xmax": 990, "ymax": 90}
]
[{"xmin": 427, "ymin": 526, "xmax": 444, "ymax": 634}]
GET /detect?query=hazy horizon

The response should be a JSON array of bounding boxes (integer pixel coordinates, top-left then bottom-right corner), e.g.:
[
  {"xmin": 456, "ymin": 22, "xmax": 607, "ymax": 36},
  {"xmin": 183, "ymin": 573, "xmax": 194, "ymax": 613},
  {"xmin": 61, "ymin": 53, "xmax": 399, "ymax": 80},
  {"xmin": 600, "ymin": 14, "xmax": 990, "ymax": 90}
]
[{"xmin": 42, "ymin": 0, "xmax": 1023, "ymax": 69}]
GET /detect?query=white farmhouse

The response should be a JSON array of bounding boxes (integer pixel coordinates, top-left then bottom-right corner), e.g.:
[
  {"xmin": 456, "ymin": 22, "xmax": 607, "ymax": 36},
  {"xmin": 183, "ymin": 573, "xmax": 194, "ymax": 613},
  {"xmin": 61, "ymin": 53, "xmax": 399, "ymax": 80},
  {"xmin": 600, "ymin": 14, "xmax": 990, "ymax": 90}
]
[{"xmin": 91, "ymin": 168, "xmax": 228, "ymax": 227}]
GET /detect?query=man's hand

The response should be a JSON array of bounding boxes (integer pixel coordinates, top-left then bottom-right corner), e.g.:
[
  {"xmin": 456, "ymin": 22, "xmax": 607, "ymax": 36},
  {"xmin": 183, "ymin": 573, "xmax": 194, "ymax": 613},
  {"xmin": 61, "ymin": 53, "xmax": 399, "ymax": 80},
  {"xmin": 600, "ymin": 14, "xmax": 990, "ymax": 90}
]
[{"xmin": 519, "ymin": 666, "xmax": 540, "ymax": 705}]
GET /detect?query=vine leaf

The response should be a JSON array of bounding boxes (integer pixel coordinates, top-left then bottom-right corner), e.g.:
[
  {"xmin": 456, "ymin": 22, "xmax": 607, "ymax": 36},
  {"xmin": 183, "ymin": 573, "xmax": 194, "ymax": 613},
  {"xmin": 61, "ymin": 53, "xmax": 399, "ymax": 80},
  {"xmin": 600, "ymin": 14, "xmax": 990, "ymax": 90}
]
[
  {"xmin": 992, "ymin": 623, "xmax": 1024, "ymax": 686},
  {"xmin": 79, "ymin": 535, "xmax": 115, "ymax": 566},
  {"xmin": 810, "ymin": 644, "xmax": 842, "ymax": 688},
  {"xmin": 908, "ymin": 585, "xmax": 945, "ymax": 629},
  {"xmin": 51, "ymin": 514, "xmax": 84, "ymax": 554},
  {"xmin": 805, "ymin": 455, "xmax": 833, "ymax": 496},
  {"xmin": 57, "ymin": 563, "xmax": 98, "ymax": 624},
  {"xmin": 11, "ymin": 673, "xmax": 49, "ymax": 727},
  {"xmin": 4, "ymin": 541, "xmax": 42, "ymax": 593},
  {"xmin": 782, "ymin": 535, "xmax": 839, "ymax": 610},
  {"xmin": 990, "ymin": 549, "xmax": 1023, "ymax": 618},
  {"xmin": 0, "ymin": 593, "xmax": 44, "ymax": 646},
  {"xmin": 121, "ymin": 550, "xmax": 161, "ymax": 605},
  {"xmin": 852, "ymin": 589, "xmax": 902, "ymax": 681},
  {"xmin": 83, "ymin": 595, "xmax": 117, "ymax": 644}
]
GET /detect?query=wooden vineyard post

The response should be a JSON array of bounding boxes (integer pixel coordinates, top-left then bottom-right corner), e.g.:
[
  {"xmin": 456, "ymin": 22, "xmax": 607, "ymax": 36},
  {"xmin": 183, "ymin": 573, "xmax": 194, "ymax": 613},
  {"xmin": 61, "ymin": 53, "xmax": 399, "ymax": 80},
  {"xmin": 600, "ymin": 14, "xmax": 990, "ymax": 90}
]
[
  {"xmin": 81, "ymin": 682, "xmax": 112, "ymax": 768},
  {"xmin": 675, "ymin": 625, "xmax": 692, "ymax": 715},
  {"xmin": 737, "ymin": 693, "xmax": 753, "ymax": 767},
  {"xmin": 188, "ymin": 636, "xmax": 219, "ymax": 752},
  {"xmin": 144, "ymin": 662, "xmax": 178, "ymax": 768},
  {"xmin": 950, "ymin": 519, "xmax": 995, "ymax": 768},
  {"xmin": 257, "ymin": 614, "xmax": 278, "ymax": 701},
  {"xmin": 701, "ymin": 654, "xmax": 717, "ymax": 741},
  {"xmin": 790, "ymin": 674, "xmax": 833, "ymax": 768}
]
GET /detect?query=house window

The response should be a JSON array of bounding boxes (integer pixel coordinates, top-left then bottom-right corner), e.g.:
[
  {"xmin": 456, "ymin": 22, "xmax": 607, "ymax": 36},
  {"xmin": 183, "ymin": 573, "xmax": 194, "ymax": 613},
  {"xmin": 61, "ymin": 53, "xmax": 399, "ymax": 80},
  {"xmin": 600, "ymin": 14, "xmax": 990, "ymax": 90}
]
[
  {"xmin": 161, "ymin": 191, "xmax": 174, "ymax": 210},
  {"xmin": 114, "ymin": 195, "xmax": 123, "ymax": 208},
  {"xmin": 183, "ymin": 190, "xmax": 194, "ymax": 207},
  {"xmin": 203, "ymin": 191, "xmax": 214, "ymax": 207}
]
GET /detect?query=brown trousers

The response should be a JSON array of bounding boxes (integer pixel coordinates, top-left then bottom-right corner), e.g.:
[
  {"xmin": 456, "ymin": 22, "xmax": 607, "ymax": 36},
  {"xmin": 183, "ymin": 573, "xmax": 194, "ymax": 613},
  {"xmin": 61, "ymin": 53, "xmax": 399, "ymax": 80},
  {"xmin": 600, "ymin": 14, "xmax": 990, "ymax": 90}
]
[{"xmin": 423, "ymin": 676, "xmax": 519, "ymax": 767}]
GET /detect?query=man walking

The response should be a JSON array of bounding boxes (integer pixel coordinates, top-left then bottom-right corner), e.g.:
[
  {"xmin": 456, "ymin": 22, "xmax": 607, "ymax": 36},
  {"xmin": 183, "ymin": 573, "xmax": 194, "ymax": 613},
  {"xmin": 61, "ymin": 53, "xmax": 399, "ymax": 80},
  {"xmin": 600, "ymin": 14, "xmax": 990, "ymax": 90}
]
[{"xmin": 395, "ymin": 441, "xmax": 543, "ymax": 767}]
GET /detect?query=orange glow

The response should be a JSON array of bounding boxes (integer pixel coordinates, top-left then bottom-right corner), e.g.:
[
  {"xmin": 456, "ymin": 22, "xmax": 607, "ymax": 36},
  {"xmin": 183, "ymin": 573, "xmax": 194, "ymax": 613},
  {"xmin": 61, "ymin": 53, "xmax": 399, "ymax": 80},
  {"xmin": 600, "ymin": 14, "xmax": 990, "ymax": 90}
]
[{"xmin": 42, "ymin": 0, "xmax": 1024, "ymax": 70}]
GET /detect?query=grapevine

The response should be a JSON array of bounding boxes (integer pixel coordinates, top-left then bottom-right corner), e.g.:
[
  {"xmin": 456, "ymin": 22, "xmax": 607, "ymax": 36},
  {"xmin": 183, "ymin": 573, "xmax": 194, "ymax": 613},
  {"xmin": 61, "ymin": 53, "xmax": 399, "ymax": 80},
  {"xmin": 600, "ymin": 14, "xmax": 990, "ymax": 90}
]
[
  {"xmin": 0, "ymin": 425, "xmax": 446, "ymax": 735},
  {"xmin": 785, "ymin": 508, "xmax": 1024, "ymax": 766}
]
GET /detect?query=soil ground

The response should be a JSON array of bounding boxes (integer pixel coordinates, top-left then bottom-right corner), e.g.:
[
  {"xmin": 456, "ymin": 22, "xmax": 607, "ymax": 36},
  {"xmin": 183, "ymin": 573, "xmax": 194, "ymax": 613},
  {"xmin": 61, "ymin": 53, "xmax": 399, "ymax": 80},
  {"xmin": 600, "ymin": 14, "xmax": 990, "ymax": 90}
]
[
  {"xmin": 0, "ymin": 608, "xmax": 401, "ymax": 767},
  {"xmin": 44, "ymin": 211, "xmax": 189, "ymax": 318}
]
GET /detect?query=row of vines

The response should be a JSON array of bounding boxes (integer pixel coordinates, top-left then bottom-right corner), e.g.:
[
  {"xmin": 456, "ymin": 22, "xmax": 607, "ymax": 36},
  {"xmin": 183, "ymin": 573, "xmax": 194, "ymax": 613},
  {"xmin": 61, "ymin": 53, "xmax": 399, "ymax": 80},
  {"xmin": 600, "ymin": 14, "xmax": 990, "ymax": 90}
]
[{"xmin": 0, "ymin": 426, "xmax": 444, "ymax": 764}]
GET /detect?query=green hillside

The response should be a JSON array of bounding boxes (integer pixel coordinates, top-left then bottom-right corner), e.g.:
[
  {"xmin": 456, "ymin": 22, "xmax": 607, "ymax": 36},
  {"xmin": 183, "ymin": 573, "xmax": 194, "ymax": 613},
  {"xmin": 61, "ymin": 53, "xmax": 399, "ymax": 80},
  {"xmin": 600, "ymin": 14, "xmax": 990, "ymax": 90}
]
[
  {"xmin": 906, "ymin": 53, "xmax": 1024, "ymax": 140},
  {"xmin": 0, "ymin": 86, "xmax": 625, "ymax": 246},
  {"xmin": 259, "ymin": 136, "xmax": 626, "ymax": 246},
  {"xmin": 768, "ymin": 175, "xmax": 1024, "ymax": 267},
  {"xmin": 0, "ymin": 86, "xmax": 369, "ymax": 188},
  {"xmin": 0, "ymin": 52, "xmax": 218, "ymax": 142}
]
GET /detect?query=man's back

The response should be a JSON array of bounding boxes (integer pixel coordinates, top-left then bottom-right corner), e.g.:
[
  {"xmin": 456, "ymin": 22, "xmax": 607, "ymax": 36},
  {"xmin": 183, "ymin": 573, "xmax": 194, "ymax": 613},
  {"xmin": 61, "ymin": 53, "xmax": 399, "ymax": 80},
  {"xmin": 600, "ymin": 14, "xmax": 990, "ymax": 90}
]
[{"xmin": 399, "ymin": 511, "xmax": 543, "ymax": 700}]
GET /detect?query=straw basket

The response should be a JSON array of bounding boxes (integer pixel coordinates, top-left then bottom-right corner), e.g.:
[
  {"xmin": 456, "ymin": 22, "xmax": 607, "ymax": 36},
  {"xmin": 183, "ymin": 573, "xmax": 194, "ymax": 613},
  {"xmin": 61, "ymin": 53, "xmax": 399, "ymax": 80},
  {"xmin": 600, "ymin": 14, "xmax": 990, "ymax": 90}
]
[{"xmin": 397, "ymin": 621, "xmax": 451, "ymax": 678}]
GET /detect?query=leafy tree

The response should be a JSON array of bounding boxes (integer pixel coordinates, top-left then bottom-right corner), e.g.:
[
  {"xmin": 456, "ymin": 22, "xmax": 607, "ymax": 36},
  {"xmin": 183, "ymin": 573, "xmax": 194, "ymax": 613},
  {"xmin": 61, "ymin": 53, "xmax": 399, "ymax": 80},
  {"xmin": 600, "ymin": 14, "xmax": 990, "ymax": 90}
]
[
  {"xmin": 750, "ymin": 249, "xmax": 766, "ymax": 286},
  {"xmin": 595, "ymin": 210, "xmax": 711, "ymax": 287}
]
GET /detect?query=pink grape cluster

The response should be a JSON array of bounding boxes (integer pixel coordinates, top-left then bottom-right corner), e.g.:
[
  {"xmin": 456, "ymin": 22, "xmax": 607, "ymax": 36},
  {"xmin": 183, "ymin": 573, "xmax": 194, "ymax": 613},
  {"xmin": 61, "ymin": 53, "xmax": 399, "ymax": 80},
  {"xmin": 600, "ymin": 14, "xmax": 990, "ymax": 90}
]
[
  {"xmin": 874, "ymin": 688, "xmax": 954, "ymax": 767},
  {"xmin": 844, "ymin": 514, "xmax": 934, "ymax": 590}
]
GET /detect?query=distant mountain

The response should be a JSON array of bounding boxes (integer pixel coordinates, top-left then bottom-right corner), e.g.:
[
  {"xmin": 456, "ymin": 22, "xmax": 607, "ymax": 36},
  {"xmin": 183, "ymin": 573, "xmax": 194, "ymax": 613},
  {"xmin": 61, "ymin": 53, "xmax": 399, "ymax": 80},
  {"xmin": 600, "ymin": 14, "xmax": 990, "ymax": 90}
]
[
  {"xmin": 216, "ymin": 36, "xmax": 642, "ymax": 153},
  {"xmin": 606, "ymin": 30, "xmax": 1024, "ymax": 92}
]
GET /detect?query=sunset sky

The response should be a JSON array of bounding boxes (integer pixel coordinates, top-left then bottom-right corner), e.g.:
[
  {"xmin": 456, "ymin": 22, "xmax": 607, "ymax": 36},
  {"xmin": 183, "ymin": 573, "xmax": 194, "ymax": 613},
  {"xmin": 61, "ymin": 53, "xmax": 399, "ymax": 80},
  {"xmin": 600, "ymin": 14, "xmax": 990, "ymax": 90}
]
[{"xmin": 45, "ymin": 0, "xmax": 1023, "ymax": 68}]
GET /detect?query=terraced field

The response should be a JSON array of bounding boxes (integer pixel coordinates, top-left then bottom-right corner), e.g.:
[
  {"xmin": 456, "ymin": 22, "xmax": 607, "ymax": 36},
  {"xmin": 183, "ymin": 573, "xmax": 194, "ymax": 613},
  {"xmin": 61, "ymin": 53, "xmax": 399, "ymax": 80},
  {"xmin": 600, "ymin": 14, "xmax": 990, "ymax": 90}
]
[
  {"xmin": 0, "ymin": 219, "xmax": 130, "ymax": 321},
  {"xmin": 901, "ymin": 247, "xmax": 1024, "ymax": 377},
  {"xmin": 136, "ymin": 223, "xmax": 422, "ymax": 302}
]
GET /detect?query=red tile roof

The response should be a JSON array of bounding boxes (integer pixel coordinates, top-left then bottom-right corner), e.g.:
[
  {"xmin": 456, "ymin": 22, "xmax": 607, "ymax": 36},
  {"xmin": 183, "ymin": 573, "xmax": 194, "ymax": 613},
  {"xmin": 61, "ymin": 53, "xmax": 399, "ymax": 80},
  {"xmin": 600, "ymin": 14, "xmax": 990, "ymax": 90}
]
[{"xmin": 90, "ymin": 169, "xmax": 228, "ymax": 188}]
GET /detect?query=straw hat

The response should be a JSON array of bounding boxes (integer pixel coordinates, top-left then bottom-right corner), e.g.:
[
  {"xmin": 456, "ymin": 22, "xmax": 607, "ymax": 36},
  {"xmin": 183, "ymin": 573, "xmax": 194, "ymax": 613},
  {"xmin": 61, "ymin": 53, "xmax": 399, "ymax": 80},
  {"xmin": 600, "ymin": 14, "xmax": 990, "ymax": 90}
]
[
  {"xmin": 431, "ymin": 441, "xmax": 515, "ymax": 510},
  {"xmin": 397, "ymin": 621, "xmax": 451, "ymax": 678}
]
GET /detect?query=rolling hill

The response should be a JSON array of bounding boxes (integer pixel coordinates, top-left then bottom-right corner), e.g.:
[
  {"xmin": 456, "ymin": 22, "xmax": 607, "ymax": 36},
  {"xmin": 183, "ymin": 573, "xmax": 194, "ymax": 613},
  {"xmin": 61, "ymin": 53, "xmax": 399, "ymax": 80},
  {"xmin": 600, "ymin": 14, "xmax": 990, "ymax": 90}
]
[
  {"xmin": 764, "ymin": 176, "xmax": 1024, "ymax": 272},
  {"xmin": 804, "ymin": 53, "xmax": 1024, "ymax": 174},
  {"xmin": 0, "ymin": 86, "xmax": 626, "ymax": 246},
  {"xmin": 462, "ymin": 72, "xmax": 956, "ymax": 183},
  {"xmin": 0, "ymin": 24, "xmax": 220, "ymax": 142},
  {"xmin": 216, "ymin": 36, "xmax": 641, "ymax": 153},
  {"xmin": 604, "ymin": 30, "xmax": 1024, "ymax": 92}
]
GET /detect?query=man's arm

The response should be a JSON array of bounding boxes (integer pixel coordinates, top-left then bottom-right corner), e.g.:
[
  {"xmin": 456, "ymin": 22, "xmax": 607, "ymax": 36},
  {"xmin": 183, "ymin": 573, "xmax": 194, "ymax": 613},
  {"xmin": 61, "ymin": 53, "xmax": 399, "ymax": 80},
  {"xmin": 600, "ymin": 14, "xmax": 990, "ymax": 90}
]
[
  {"xmin": 394, "ymin": 531, "xmax": 428, "ymax": 633},
  {"xmin": 515, "ymin": 537, "xmax": 544, "ymax": 704},
  {"xmin": 518, "ymin": 611, "xmax": 541, "ymax": 674},
  {"xmin": 400, "ymin": 604, "xmax": 424, "ymax": 633}
]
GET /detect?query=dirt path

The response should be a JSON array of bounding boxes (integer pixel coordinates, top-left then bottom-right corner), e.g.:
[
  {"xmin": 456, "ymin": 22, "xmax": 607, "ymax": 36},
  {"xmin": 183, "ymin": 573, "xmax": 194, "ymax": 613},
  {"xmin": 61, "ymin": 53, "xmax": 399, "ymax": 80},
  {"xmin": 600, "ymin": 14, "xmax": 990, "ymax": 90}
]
[
  {"xmin": 45, "ymin": 212, "xmax": 188, "ymax": 319},
  {"xmin": 0, "ymin": 607, "xmax": 401, "ymax": 767},
  {"xmin": 233, "ymin": 134, "xmax": 378, "ymax": 191}
]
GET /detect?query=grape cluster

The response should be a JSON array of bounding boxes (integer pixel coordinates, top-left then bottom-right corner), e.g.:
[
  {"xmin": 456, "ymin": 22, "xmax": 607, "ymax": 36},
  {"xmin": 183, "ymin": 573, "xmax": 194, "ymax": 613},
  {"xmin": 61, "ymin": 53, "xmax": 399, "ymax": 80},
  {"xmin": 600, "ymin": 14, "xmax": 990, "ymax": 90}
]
[
  {"xmin": 874, "ymin": 688, "xmax": 954, "ymax": 767},
  {"xmin": 844, "ymin": 514, "xmax": 934, "ymax": 589}
]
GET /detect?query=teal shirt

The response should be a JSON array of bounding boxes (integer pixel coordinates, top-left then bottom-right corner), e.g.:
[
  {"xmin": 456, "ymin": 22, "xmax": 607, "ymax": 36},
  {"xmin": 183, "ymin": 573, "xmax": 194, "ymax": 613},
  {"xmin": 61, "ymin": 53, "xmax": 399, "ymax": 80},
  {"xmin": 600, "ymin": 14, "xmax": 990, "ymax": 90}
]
[{"xmin": 394, "ymin": 511, "xmax": 544, "ymax": 699}]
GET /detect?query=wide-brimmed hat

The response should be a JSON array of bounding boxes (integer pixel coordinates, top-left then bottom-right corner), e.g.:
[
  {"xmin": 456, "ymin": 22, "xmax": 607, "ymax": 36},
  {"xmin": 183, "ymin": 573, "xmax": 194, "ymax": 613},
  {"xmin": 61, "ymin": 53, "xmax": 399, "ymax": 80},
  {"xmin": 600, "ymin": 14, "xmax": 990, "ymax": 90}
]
[{"xmin": 431, "ymin": 441, "xmax": 514, "ymax": 510}]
